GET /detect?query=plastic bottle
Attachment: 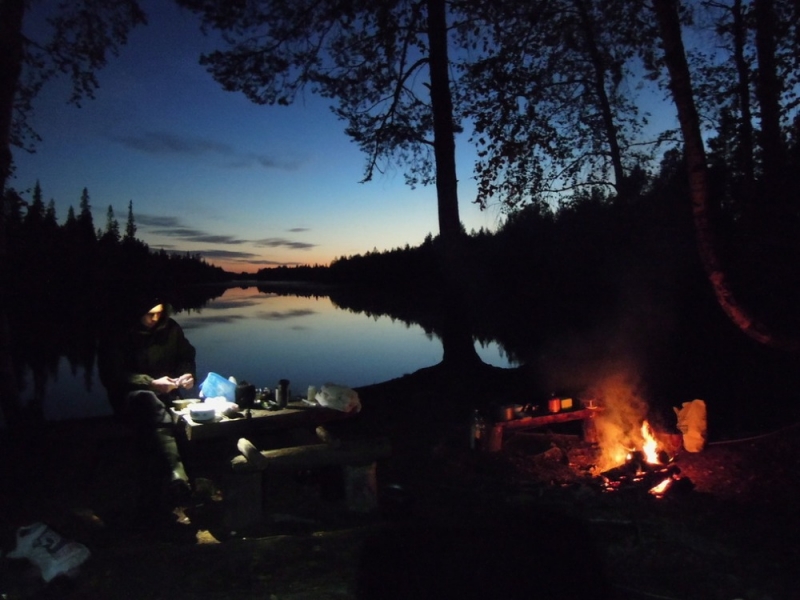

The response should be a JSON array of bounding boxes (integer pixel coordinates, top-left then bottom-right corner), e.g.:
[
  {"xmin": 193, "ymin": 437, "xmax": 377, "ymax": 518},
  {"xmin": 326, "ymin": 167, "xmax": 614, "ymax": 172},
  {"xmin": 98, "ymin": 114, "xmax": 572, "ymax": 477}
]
[{"xmin": 470, "ymin": 409, "xmax": 487, "ymax": 450}]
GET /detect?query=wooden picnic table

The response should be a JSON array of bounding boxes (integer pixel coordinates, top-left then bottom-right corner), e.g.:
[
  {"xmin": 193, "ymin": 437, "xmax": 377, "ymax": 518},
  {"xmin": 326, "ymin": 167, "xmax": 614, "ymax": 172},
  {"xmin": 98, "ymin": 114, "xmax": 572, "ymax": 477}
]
[
  {"xmin": 172, "ymin": 401, "xmax": 354, "ymax": 442},
  {"xmin": 171, "ymin": 400, "xmax": 387, "ymax": 529}
]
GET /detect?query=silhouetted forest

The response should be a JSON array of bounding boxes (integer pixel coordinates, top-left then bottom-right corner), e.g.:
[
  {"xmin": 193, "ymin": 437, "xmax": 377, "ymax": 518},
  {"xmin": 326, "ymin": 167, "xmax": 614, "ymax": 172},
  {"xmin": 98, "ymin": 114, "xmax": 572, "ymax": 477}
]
[
  {"xmin": 256, "ymin": 145, "xmax": 800, "ymax": 432},
  {"xmin": 1, "ymin": 183, "xmax": 232, "ymax": 426},
  {"xmin": 5, "ymin": 138, "xmax": 800, "ymax": 431},
  {"xmin": 4, "ymin": 183, "xmax": 230, "ymax": 295},
  {"xmin": 257, "ymin": 145, "xmax": 800, "ymax": 343}
]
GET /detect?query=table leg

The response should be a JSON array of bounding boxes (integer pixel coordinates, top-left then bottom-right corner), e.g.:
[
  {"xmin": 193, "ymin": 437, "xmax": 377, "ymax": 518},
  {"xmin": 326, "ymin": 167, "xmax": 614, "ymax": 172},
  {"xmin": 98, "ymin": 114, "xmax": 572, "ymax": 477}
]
[{"xmin": 487, "ymin": 424, "xmax": 504, "ymax": 452}]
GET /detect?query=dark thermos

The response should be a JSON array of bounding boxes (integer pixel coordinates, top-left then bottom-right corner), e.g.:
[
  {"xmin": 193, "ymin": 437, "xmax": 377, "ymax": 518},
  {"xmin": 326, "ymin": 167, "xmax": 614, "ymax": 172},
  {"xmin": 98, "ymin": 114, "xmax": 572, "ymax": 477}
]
[{"xmin": 277, "ymin": 379, "xmax": 290, "ymax": 408}]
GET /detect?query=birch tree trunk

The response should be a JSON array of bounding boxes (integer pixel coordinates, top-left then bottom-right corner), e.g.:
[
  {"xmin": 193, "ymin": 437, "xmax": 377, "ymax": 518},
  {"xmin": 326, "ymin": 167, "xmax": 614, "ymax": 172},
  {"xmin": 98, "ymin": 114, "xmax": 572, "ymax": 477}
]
[{"xmin": 652, "ymin": 0, "xmax": 797, "ymax": 350}]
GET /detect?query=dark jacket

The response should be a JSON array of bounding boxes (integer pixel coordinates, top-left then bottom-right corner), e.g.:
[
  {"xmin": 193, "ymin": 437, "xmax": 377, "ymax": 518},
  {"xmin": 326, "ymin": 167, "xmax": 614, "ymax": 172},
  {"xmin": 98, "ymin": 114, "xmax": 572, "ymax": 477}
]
[{"xmin": 99, "ymin": 306, "xmax": 196, "ymax": 412}]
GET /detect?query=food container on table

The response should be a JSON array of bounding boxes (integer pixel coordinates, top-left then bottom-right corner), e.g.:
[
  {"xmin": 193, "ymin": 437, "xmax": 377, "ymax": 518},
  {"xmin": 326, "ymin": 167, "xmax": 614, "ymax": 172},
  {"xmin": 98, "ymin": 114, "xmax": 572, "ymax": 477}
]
[
  {"xmin": 189, "ymin": 405, "xmax": 216, "ymax": 422},
  {"xmin": 172, "ymin": 399, "xmax": 198, "ymax": 411}
]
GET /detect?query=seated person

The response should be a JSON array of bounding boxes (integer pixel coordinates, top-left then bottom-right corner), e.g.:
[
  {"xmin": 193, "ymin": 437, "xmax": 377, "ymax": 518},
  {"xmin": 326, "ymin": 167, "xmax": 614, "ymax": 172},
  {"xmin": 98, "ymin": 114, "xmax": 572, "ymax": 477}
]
[{"xmin": 98, "ymin": 293, "xmax": 196, "ymax": 520}]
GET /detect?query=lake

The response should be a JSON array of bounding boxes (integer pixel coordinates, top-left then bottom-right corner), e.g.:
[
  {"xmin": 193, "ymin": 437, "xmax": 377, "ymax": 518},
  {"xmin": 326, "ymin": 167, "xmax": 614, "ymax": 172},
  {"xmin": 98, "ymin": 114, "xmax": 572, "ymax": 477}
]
[{"xmin": 14, "ymin": 285, "xmax": 514, "ymax": 423}]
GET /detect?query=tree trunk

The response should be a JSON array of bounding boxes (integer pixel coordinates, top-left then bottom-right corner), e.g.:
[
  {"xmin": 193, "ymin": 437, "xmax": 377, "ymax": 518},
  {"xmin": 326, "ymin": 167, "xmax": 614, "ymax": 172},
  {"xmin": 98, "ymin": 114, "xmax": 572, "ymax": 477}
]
[
  {"xmin": 575, "ymin": 0, "xmax": 626, "ymax": 199},
  {"xmin": 426, "ymin": 0, "xmax": 462, "ymax": 256},
  {"xmin": 0, "ymin": 0, "xmax": 26, "ymax": 428},
  {"xmin": 731, "ymin": 0, "xmax": 756, "ymax": 201},
  {"xmin": 753, "ymin": 0, "xmax": 786, "ymax": 204},
  {"xmin": 426, "ymin": 0, "xmax": 483, "ymax": 368},
  {"xmin": 652, "ymin": 0, "xmax": 797, "ymax": 350}
]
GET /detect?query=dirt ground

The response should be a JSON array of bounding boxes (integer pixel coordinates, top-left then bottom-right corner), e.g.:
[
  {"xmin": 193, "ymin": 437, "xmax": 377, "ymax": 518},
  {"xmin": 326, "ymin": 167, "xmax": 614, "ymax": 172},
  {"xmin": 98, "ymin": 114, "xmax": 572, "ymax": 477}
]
[{"xmin": 2, "ymin": 363, "xmax": 799, "ymax": 600}]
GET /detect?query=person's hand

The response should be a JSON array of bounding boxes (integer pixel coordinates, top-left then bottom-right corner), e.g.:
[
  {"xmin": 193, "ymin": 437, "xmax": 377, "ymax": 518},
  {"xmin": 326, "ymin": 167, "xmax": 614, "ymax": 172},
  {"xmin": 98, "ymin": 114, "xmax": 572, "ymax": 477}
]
[
  {"xmin": 151, "ymin": 376, "xmax": 178, "ymax": 394},
  {"xmin": 176, "ymin": 374, "xmax": 195, "ymax": 389}
]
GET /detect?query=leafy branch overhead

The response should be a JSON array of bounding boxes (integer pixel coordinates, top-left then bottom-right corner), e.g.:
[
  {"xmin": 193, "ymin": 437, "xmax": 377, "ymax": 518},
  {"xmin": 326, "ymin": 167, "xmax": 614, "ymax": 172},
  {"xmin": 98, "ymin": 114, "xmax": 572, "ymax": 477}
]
[
  {"xmin": 12, "ymin": 1, "xmax": 147, "ymax": 152},
  {"xmin": 182, "ymin": 0, "xmax": 440, "ymax": 187}
]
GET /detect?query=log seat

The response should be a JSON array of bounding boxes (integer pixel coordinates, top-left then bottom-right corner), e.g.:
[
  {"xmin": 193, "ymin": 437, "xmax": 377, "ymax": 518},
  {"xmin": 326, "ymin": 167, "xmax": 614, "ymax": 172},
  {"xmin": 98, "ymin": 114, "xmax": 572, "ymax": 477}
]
[{"xmin": 224, "ymin": 430, "xmax": 391, "ymax": 530}]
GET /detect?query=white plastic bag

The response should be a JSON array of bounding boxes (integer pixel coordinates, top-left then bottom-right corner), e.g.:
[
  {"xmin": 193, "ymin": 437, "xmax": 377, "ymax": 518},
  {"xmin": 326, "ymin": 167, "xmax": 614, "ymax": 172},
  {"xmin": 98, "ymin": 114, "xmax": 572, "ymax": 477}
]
[
  {"xmin": 7, "ymin": 522, "xmax": 91, "ymax": 582},
  {"xmin": 315, "ymin": 383, "xmax": 361, "ymax": 413},
  {"xmin": 673, "ymin": 399, "xmax": 707, "ymax": 452}
]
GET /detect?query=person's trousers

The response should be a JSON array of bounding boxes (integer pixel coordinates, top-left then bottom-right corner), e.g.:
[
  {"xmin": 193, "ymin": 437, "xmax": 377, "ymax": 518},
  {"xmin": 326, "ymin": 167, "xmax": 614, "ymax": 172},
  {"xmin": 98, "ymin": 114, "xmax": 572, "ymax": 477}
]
[{"xmin": 123, "ymin": 390, "xmax": 187, "ymax": 509}]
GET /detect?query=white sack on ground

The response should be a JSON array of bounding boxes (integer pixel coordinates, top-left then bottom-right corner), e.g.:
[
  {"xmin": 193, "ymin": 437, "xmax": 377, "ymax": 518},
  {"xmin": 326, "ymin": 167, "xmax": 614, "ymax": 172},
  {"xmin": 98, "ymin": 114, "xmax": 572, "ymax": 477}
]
[{"xmin": 674, "ymin": 399, "xmax": 707, "ymax": 452}]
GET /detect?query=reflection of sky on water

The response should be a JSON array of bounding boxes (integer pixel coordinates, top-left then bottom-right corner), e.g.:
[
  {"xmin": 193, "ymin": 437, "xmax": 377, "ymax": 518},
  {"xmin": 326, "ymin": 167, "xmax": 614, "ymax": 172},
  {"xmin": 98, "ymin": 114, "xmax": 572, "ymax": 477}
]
[{"xmin": 29, "ymin": 286, "xmax": 513, "ymax": 421}]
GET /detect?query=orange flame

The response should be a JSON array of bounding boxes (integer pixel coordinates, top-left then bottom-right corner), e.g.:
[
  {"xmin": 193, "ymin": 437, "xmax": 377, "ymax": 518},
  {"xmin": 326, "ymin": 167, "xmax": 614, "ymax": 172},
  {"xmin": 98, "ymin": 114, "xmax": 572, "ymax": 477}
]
[
  {"xmin": 649, "ymin": 477, "xmax": 673, "ymax": 498},
  {"xmin": 641, "ymin": 420, "xmax": 660, "ymax": 465}
]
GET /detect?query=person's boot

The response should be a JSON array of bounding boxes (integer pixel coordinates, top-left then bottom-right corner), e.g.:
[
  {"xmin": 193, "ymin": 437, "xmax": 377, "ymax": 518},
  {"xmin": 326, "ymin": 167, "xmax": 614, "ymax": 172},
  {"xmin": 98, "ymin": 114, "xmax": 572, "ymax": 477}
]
[{"xmin": 157, "ymin": 428, "xmax": 192, "ymax": 506}]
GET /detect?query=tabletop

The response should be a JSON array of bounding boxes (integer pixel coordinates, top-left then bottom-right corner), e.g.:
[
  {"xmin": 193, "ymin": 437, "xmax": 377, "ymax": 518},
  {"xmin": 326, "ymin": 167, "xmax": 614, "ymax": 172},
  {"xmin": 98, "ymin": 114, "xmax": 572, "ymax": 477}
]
[{"xmin": 172, "ymin": 400, "xmax": 355, "ymax": 442}]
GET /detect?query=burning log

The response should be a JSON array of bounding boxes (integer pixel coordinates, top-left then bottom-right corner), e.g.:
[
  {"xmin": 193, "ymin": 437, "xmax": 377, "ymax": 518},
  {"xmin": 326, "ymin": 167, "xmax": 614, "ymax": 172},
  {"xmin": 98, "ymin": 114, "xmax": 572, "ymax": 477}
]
[{"xmin": 599, "ymin": 451, "xmax": 691, "ymax": 498}]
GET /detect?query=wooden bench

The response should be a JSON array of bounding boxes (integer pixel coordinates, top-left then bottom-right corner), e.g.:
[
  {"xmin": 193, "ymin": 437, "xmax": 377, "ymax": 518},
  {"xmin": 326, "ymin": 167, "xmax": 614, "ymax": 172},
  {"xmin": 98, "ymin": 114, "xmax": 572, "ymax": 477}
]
[
  {"xmin": 486, "ymin": 407, "xmax": 600, "ymax": 452},
  {"xmin": 224, "ymin": 430, "xmax": 392, "ymax": 530}
]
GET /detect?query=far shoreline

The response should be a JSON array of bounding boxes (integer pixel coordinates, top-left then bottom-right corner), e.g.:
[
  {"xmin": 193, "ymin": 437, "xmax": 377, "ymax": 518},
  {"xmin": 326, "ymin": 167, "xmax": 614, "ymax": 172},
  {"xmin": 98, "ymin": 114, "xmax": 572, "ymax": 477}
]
[{"xmin": 197, "ymin": 279, "xmax": 342, "ymax": 293}]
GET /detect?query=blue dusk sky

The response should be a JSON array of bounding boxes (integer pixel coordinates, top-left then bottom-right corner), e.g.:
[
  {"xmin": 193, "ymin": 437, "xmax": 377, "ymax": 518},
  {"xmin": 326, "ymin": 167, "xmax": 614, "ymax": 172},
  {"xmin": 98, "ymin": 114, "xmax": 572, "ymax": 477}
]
[{"xmin": 10, "ymin": 0, "xmax": 508, "ymax": 273}]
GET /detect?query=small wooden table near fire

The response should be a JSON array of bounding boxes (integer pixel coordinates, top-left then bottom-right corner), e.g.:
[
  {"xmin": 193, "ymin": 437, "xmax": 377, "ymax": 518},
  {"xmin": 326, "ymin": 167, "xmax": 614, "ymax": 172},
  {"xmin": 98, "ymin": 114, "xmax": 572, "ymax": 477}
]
[{"xmin": 486, "ymin": 396, "xmax": 601, "ymax": 452}]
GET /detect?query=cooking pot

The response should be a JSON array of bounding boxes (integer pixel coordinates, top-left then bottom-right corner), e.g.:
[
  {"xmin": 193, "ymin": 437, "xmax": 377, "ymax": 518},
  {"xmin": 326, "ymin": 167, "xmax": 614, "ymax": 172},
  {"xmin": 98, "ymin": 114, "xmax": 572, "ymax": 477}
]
[
  {"xmin": 494, "ymin": 404, "xmax": 524, "ymax": 422},
  {"xmin": 235, "ymin": 382, "xmax": 256, "ymax": 408}
]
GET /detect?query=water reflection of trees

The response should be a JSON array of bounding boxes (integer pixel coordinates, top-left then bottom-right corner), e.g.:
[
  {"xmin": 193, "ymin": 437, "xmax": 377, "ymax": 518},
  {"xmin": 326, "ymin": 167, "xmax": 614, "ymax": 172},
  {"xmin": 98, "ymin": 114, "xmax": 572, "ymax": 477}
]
[
  {"xmin": 2, "ymin": 186, "xmax": 232, "ymax": 428},
  {"xmin": 4, "ymin": 285, "xmax": 227, "ymax": 429}
]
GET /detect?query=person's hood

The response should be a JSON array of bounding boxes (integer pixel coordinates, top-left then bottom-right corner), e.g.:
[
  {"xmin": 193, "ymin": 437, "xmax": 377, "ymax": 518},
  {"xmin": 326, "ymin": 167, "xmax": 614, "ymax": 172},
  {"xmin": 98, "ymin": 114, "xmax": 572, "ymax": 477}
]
[{"xmin": 128, "ymin": 291, "xmax": 175, "ymax": 330}]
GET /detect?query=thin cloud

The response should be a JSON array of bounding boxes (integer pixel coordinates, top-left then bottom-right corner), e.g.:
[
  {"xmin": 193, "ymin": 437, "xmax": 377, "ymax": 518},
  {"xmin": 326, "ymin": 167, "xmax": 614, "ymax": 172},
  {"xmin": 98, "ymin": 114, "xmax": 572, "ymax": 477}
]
[
  {"xmin": 253, "ymin": 237, "xmax": 316, "ymax": 250},
  {"xmin": 155, "ymin": 231, "xmax": 246, "ymax": 245},
  {"xmin": 196, "ymin": 249, "xmax": 263, "ymax": 260},
  {"xmin": 227, "ymin": 258, "xmax": 310, "ymax": 268},
  {"xmin": 137, "ymin": 214, "xmax": 181, "ymax": 228},
  {"xmin": 253, "ymin": 154, "xmax": 301, "ymax": 170},
  {"xmin": 117, "ymin": 131, "xmax": 231, "ymax": 156},
  {"xmin": 115, "ymin": 130, "xmax": 300, "ymax": 170},
  {"xmin": 139, "ymin": 217, "xmax": 248, "ymax": 245},
  {"xmin": 189, "ymin": 234, "xmax": 247, "ymax": 244}
]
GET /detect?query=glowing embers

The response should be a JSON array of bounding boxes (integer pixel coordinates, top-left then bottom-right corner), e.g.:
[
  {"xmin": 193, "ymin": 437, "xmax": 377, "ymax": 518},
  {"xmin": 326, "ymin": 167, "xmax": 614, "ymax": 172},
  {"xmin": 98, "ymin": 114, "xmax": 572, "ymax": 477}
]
[{"xmin": 598, "ymin": 421, "xmax": 693, "ymax": 498}]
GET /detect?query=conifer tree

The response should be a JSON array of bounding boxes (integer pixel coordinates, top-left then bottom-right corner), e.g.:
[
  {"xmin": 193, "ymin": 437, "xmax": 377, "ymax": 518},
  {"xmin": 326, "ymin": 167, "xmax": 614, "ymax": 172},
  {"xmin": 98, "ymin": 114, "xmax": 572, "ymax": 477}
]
[
  {"xmin": 77, "ymin": 187, "xmax": 96, "ymax": 244},
  {"xmin": 24, "ymin": 180, "xmax": 45, "ymax": 228},
  {"xmin": 45, "ymin": 199, "xmax": 57, "ymax": 227},
  {"xmin": 102, "ymin": 204, "xmax": 121, "ymax": 244},
  {"xmin": 124, "ymin": 199, "xmax": 137, "ymax": 241}
]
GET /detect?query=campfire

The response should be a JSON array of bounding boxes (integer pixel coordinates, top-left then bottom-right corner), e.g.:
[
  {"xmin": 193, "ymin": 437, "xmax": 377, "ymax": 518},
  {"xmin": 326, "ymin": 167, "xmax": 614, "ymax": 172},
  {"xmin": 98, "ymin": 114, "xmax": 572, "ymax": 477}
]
[
  {"xmin": 582, "ymin": 373, "xmax": 693, "ymax": 498},
  {"xmin": 596, "ymin": 421, "xmax": 687, "ymax": 498}
]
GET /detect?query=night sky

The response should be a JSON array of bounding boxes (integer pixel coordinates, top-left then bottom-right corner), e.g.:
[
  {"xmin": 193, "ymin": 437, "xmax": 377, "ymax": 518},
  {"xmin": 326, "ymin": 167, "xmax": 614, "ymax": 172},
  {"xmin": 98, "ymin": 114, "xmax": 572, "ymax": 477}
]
[{"xmin": 11, "ymin": 0, "xmax": 505, "ymax": 273}]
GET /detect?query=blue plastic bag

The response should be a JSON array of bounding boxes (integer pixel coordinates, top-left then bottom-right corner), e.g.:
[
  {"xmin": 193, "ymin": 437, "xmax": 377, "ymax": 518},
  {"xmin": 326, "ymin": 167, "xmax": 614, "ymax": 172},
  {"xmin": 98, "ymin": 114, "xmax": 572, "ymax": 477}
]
[{"xmin": 199, "ymin": 372, "xmax": 236, "ymax": 402}]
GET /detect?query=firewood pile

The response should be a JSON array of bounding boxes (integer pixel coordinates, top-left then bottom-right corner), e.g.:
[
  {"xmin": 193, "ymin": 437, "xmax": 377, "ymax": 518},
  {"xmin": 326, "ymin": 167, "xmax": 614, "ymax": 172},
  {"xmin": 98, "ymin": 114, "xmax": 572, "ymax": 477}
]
[{"xmin": 597, "ymin": 449, "xmax": 694, "ymax": 498}]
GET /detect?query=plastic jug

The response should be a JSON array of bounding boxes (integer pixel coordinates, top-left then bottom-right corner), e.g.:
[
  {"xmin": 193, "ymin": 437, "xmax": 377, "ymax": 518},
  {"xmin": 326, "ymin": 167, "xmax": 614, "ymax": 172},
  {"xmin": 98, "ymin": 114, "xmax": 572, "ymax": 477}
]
[{"xmin": 199, "ymin": 372, "xmax": 236, "ymax": 402}]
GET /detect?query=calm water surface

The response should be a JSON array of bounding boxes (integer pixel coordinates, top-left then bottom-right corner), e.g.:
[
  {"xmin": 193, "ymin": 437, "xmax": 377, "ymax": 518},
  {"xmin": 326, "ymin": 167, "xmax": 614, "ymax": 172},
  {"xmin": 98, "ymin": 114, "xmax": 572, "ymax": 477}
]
[{"xmin": 30, "ymin": 286, "xmax": 513, "ymax": 421}]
